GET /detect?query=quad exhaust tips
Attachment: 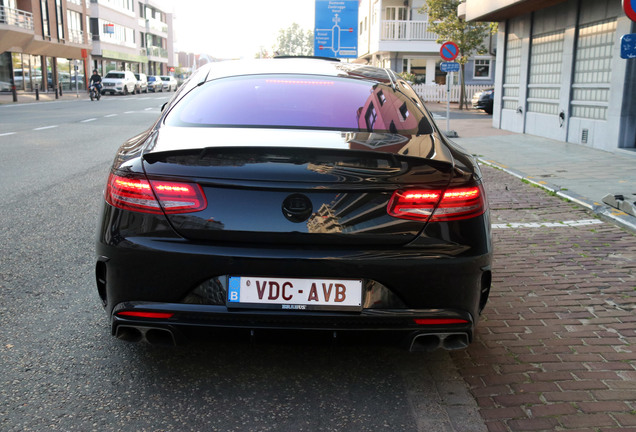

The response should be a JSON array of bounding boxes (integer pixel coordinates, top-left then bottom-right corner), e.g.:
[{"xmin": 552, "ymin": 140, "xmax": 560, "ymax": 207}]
[
  {"xmin": 408, "ymin": 332, "xmax": 469, "ymax": 352},
  {"xmin": 115, "ymin": 325, "xmax": 179, "ymax": 347}
]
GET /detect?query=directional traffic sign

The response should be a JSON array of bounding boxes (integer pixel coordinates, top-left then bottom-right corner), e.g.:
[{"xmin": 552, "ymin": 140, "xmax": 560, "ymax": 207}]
[
  {"xmin": 440, "ymin": 41, "xmax": 459, "ymax": 61},
  {"xmin": 621, "ymin": 34, "xmax": 636, "ymax": 59},
  {"xmin": 314, "ymin": 0, "xmax": 359, "ymax": 58},
  {"xmin": 624, "ymin": 0, "xmax": 636, "ymax": 22},
  {"xmin": 440, "ymin": 62, "xmax": 460, "ymax": 73}
]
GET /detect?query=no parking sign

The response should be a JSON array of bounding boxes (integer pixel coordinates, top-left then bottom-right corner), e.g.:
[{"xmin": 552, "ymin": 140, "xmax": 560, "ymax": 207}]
[{"xmin": 440, "ymin": 41, "xmax": 459, "ymax": 61}]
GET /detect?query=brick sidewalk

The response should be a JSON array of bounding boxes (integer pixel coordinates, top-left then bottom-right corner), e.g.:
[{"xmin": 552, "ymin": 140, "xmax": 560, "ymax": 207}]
[{"xmin": 452, "ymin": 166, "xmax": 636, "ymax": 431}]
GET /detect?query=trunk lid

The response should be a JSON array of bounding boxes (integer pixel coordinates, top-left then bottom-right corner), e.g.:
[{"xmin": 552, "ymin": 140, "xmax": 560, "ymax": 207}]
[{"xmin": 142, "ymin": 127, "xmax": 454, "ymax": 245}]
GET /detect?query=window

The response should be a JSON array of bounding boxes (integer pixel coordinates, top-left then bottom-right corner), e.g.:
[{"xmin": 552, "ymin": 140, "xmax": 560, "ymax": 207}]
[
  {"xmin": 41, "ymin": 0, "xmax": 50, "ymax": 37},
  {"xmin": 55, "ymin": 0, "xmax": 64, "ymax": 40},
  {"xmin": 473, "ymin": 59, "xmax": 491, "ymax": 79},
  {"xmin": 165, "ymin": 74, "xmax": 430, "ymax": 135}
]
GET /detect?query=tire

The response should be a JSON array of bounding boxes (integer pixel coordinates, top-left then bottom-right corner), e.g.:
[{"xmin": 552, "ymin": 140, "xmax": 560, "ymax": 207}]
[
  {"xmin": 90, "ymin": 92, "xmax": 94, "ymax": 101},
  {"xmin": 123, "ymin": 86, "xmax": 129, "ymax": 96}
]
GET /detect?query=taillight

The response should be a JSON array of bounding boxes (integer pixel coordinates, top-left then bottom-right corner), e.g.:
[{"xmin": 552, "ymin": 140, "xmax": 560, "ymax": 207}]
[
  {"xmin": 106, "ymin": 173, "xmax": 207, "ymax": 214},
  {"xmin": 388, "ymin": 184, "xmax": 485, "ymax": 222}
]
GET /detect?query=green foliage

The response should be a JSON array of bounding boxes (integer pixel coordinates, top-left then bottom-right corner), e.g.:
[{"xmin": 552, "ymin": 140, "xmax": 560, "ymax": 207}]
[
  {"xmin": 422, "ymin": 0, "xmax": 497, "ymax": 108},
  {"xmin": 422, "ymin": 0, "xmax": 494, "ymax": 65},
  {"xmin": 398, "ymin": 72, "xmax": 416, "ymax": 82},
  {"xmin": 272, "ymin": 23, "xmax": 314, "ymax": 57}
]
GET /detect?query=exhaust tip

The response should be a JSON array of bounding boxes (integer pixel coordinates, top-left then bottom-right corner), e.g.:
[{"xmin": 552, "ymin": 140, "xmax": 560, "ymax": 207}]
[
  {"xmin": 409, "ymin": 334, "xmax": 441, "ymax": 352},
  {"xmin": 408, "ymin": 333, "xmax": 471, "ymax": 352},
  {"xmin": 115, "ymin": 326, "xmax": 143, "ymax": 343},
  {"xmin": 442, "ymin": 333, "xmax": 469, "ymax": 350},
  {"xmin": 145, "ymin": 328, "xmax": 177, "ymax": 347}
]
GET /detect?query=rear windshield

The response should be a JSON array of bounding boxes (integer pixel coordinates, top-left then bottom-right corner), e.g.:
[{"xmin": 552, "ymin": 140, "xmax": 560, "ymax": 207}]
[
  {"xmin": 105, "ymin": 72, "xmax": 124, "ymax": 79},
  {"xmin": 164, "ymin": 74, "xmax": 428, "ymax": 133}
]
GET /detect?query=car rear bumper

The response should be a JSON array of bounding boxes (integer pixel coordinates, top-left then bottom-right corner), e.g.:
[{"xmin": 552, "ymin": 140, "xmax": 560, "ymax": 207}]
[
  {"xmin": 97, "ymin": 230, "xmax": 491, "ymax": 349},
  {"xmin": 110, "ymin": 302, "xmax": 476, "ymax": 351}
]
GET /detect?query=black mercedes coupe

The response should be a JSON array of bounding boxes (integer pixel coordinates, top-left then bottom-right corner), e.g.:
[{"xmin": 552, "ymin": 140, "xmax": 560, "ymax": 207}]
[{"xmin": 95, "ymin": 58, "xmax": 492, "ymax": 352}]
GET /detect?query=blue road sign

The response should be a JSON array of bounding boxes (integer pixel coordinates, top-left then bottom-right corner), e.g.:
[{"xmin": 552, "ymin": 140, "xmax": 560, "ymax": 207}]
[
  {"xmin": 314, "ymin": 0, "xmax": 358, "ymax": 58},
  {"xmin": 621, "ymin": 34, "xmax": 636, "ymax": 59},
  {"xmin": 440, "ymin": 62, "xmax": 460, "ymax": 72},
  {"xmin": 440, "ymin": 41, "xmax": 459, "ymax": 61}
]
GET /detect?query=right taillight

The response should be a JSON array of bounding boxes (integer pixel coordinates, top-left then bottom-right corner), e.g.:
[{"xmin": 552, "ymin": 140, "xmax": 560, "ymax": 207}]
[
  {"xmin": 105, "ymin": 173, "xmax": 207, "ymax": 214},
  {"xmin": 388, "ymin": 184, "xmax": 486, "ymax": 222}
]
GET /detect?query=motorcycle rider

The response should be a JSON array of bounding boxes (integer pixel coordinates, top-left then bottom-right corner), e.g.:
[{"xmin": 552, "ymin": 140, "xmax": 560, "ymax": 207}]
[{"xmin": 89, "ymin": 69, "xmax": 102, "ymax": 95}]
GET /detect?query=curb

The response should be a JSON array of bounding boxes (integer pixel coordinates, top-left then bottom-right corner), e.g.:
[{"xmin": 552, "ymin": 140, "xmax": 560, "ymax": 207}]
[{"xmin": 477, "ymin": 158, "xmax": 636, "ymax": 234}]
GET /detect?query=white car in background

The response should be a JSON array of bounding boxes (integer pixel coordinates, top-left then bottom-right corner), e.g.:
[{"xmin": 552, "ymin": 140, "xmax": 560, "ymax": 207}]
[
  {"xmin": 101, "ymin": 71, "xmax": 137, "ymax": 95},
  {"xmin": 159, "ymin": 75, "xmax": 178, "ymax": 92}
]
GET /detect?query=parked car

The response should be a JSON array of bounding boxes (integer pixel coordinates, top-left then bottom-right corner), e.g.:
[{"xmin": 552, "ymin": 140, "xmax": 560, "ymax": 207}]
[
  {"xmin": 96, "ymin": 58, "xmax": 492, "ymax": 352},
  {"xmin": 134, "ymin": 73, "xmax": 148, "ymax": 93},
  {"xmin": 159, "ymin": 75, "xmax": 178, "ymax": 91},
  {"xmin": 101, "ymin": 70, "xmax": 137, "ymax": 95},
  {"xmin": 147, "ymin": 75, "xmax": 163, "ymax": 92},
  {"xmin": 472, "ymin": 88, "xmax": 494, "ymax": 114}
]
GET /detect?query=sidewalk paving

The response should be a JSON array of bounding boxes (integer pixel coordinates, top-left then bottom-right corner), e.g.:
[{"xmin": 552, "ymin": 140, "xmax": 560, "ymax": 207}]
[
  {"xmin": 435, "ymin": 104, "xmax": 636, "ymax": 432},
  {"xmin": 0, "ymin": 90, "xmax": 89, "ymax": 105}
]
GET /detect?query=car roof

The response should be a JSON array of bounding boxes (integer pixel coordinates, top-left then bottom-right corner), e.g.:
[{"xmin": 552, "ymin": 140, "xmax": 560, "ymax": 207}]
[{"xmin": 193, "ymin": 57, "xmax": 397, "ymax": 85}]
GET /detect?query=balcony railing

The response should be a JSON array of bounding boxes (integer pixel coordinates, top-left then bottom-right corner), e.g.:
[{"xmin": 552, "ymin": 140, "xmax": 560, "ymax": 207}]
[
  {"xmin": 381, "ymin": 20, "xmax": 437, "ymax": 41},
  {"xmin": 68, "ymin": 29, "xmax": 84, "ymax": 44},
  {"xmin": 0, "ymin": 5, "xmax": 34, "ymax": 31},
  {"xmin": 146, "ymin": 17, "xmax": 168, "ymax": 34},
  {"xmin": 147, "ymin": 46, "xmax": 168, "ymax": 58}
]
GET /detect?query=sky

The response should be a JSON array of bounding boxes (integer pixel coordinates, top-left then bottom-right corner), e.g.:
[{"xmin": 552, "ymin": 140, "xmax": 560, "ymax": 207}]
[{"xmin": 172, "ymin": 0, "xmax": 317, "ymax": 59}]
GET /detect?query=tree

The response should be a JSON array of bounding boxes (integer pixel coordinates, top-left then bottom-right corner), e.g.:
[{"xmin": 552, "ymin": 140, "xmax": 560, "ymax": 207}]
[
  {"xmin": 272, "ymin": 23, "xmax": 314, "ymax": 57},
  {"xmin": 421, "ymin": 0, "xmax": 495, "ymax": 109}
]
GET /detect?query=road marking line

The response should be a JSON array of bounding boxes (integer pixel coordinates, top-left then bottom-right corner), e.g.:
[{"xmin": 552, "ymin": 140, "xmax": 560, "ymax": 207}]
[
  {"xmin": 81, "ymin": 118, "xmax": 97, "ymax": 123},
  {"xmin": 104, "ymin": 114, "xmax": 118, "ymax": 117},
  {"xmin": 144, "ymin": 107, "xmax": 153, "ymax": 111},
  {"xmin": 33, "ymin": 125, "xmax": 58, "ymax": 131},
  {"xmin": 492, "ymin": 219, "xmax": 603, "ymax": 229},
  {"xmin": 0, "ymin": 132, "xmax": 16, "ymax": 137},
  {"xmin": 123, "ymin": 111, "xmax": 136, "ymax": 114}
]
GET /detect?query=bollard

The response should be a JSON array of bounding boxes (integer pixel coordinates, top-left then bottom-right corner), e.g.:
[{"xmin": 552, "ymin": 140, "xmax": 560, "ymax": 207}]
[
  {"xmin": 55, "ymin": 87, "xmax": 59, "ymax": 99},
  {"xmin": 11, "ymin": 85, "xmax": 17, "ymax": 102},
  {"xmin": 59, "ymin": 82, "xmax": 63, "ymax": 97},
  {"xmin": 35, "ymin": 84, "xmax": 39, "ymax": 101}
]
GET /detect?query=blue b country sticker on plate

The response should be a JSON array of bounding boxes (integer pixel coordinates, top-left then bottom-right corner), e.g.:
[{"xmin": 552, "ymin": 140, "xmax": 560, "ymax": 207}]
[{"xmin": 228, "ymin": 277, "xmax": 241, "ymax": 302}]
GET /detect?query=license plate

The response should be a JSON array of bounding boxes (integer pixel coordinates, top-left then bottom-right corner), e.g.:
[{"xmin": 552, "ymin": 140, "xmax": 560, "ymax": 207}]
[{"xmin": 227, "ymin": 277, "xmax": 363, "ymax": 311}]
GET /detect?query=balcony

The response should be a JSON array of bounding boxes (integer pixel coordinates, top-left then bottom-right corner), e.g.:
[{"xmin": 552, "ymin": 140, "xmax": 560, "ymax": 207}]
[
  {"xmin": 147, "ymin": 45, "xmax": 168, "ymax": 59},
  {"xmin": 381, "ymin": 20, "xmax": 437, "ymax": 41},
  {"xmin": 146, "ymin": 17, "xmax": 168, "ymax": 35},
  {"xmin": 68, "ymin": 29, "xmax": 85, "ymax": 44},
  {"xmin": 0, "ymin": 5, "xmax": 34, "ymax": 30},
  {"xmin": 0, "ymin": 5, "xmax": 34, "ymax": 53}
]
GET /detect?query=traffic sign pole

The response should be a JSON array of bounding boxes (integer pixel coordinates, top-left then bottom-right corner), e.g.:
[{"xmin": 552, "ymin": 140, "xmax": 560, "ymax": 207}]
[
  {"xmin": 440, "ymin": 41, "xmax": 460, "ymax": 137},
  {"xmin": 446, "ymin": 72, "xmax": 451, "ymax": 133}
]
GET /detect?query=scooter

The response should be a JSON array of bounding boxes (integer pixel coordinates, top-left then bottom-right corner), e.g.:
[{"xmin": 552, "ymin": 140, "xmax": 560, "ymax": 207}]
[{"xmin": 90, "ymin": 83, "xmax": 102, "ymax": 101}]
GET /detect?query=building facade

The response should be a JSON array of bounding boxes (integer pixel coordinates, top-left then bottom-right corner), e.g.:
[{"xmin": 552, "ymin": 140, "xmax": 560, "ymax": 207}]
[
  {"xmin": 89, "ymin": 0, "xmax": 174, "ymax": 76},
  {"xmin": 0, "ymin": 0, "xmax": 92, "ymax": 92},
  {"xmin": 356, "ymin": 0, "xmax": 496, "ymax": 86},
  {"xmin": 463, "ymin": 0, "xmax": 636, "ymax": 152}
]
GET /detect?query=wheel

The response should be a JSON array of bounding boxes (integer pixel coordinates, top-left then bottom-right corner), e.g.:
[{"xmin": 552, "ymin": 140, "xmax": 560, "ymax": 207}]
[
  {"xmin": 90, "ymin": 92, "xmax": 94, "ymax": 101},
  {"xmin": 123, "ymin": 86, "xmax": 129, "ymax": 96}
]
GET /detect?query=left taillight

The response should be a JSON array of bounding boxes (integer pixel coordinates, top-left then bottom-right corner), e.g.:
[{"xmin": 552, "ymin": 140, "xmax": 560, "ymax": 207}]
[
  {"xmin": 105, "ymin": 173, "xmax": 207, "ymax": 214},
  {"xmin": 388, "ymin": 184, "xmax": 486, "ymax": 222}
]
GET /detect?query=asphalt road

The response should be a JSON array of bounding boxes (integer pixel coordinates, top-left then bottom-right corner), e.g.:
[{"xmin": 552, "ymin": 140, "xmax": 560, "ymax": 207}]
[{"xmin": 0, "ymin": 95, "xmax": 484, "ymax": 431}]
